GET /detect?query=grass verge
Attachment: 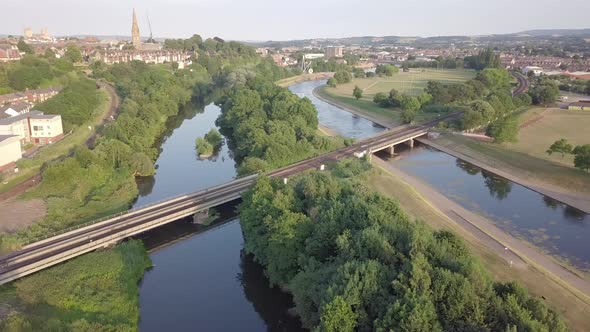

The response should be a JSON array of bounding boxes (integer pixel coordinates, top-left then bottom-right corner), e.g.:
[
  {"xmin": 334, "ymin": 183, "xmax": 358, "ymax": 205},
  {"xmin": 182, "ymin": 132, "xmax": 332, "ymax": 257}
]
[
  {"xmin": 0, "ymin": 240, "xmax": 151, "ymax": 331},
  {"xmin": 367, "ymin": 168, "xmax": 590, "ymax": 331}
]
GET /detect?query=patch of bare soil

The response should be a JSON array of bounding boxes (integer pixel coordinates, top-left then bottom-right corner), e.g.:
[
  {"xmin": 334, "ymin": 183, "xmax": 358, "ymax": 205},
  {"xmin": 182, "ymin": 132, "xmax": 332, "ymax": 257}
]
[{"xmin": 0, "ymin": 198, "xmax": 46, "ymax": 233}]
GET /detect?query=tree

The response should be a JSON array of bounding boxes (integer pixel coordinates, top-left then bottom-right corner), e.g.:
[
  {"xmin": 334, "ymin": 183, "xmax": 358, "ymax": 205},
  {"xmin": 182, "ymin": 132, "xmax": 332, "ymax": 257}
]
[
  {"xmin": 546, "ymin": 139, "xmax": 573, "ymax": 158},
  {"xmin": 17, "ymin": 38, "xmax": 34, "ymax": 54},
  {"xmin": 319, "ymin": 296, "xmax": 357, "ymax": 332},
  {"xmin": 486, "ymin": 117, "xmax": 519, "ymax": 143},
  {"xmin": 64, "ymin": 45, "xmax": 83, "ymax": 63},
  {"xmin": 353, "ymin": 67, "xmax": 365, "ymax": 78},
  {"xmin": 388, "ymin": 88, "xmax": 402, "ymax": 107},
  {"xmin": 171, "ymin": 61, "xmax": 179, "ymax": 71},
  {"xmin": 353, "ymin": 86, "xmax": 363, "ymax": 100},
  {"xmin": 376, "ymin": 64, "xmax": 399, "ymax": 77},
  {"xmin": 327, "ymin": 77, "xmax": 337, "ymax": 88},
  {"xmin": 529, "ymin": 81, "xmax": 559, "ymax": 106},
  {"xmin": 373, "ymin": 92, "xmax": 389, "ymax": 107},
  {"xmin": 400, "ymin": 95, "xmax": 421, "ymax": 113},
  {"xmin": 572, "ymin": 145, "xmax": 590, "ymax": 172},
  {"xmin": 44, "ymin": 48, "xmax": 56, "ymax": 59},
  {"xmin": 334, "ymin": 71, "xmax": 352, "ymax": 84}
]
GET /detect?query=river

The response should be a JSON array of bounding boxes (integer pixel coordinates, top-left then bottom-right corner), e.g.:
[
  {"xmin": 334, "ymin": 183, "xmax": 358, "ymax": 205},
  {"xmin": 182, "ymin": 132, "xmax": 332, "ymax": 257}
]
[{"xmin": 136, "ymin": 80, "xmax": 589, "ymax": 331}]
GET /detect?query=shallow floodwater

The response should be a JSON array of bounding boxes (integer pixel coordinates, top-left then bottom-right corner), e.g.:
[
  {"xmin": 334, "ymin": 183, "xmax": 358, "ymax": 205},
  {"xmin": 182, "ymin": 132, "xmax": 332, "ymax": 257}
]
[
  {"xmin": 384, "ymin": 145, "xmax": 590, "ymax": 271},
  {"xmin": 289, "ymin": 80, "xmax": 385, "ymax": 139}
]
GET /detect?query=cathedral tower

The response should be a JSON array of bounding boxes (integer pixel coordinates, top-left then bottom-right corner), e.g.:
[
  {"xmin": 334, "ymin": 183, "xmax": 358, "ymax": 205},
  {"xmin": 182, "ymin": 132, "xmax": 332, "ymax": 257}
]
[{"xmin": 131, "ymin": 9, "xmax": 141, "ymax": 50}]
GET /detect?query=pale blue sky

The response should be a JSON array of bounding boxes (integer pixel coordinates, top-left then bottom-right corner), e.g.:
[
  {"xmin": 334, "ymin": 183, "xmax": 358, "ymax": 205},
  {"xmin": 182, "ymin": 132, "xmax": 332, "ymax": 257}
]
[{"xmin": 2, "ymin": 0, "xmax": 589, "ymax": 40}]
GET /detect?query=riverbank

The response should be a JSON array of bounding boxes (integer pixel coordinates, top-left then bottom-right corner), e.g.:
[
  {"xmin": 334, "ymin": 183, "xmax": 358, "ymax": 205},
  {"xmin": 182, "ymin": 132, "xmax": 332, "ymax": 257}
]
[
  {"xmin": 275, "ymin": 73, "xmax": 334, "ymax": 88},
  {"xmin": 369, "ymin": 159, "xmax": 590, "ymax": 331},
  {"xmin": 313, "ymin": 86, "xmax": 397, "ymax": 128},
  {"xmin": 425, "ymin": 135, "xmax": 590, "ymax": 214}
]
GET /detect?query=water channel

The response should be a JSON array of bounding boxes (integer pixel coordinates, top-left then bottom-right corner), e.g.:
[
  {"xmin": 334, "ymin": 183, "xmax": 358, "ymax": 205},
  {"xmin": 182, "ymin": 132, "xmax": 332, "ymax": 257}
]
[{"xmin": 136, "ymin": 80, "xmax": 589, "ymax": 331}]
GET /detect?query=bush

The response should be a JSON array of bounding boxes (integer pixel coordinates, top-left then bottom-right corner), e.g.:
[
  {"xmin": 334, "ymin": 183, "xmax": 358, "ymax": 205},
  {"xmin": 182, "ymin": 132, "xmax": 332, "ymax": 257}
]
[
  {"xmin": 326, "ymin": 77, "xmax": 337, "ymax": 87},
  {"xmin": 373, "ymin": 92, "xmax": 389, "ymax": 107},
  {"xmin": 195, "ymin": 137, "xmax": 214, "ymax": 156}
]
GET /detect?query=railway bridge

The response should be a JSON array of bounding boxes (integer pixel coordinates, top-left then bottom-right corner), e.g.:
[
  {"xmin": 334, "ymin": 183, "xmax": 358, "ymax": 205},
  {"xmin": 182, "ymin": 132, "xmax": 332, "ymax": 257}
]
[{"xmin": 0, "ymin": 116, "xmax": 444, "ymax": 285}]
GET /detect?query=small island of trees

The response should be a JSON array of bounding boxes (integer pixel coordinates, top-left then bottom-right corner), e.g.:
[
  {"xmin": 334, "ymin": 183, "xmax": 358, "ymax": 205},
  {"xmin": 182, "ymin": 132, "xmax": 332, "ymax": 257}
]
[{"xmin": 195, "ymin": 128, "xmax": 223, "ymax": 158}]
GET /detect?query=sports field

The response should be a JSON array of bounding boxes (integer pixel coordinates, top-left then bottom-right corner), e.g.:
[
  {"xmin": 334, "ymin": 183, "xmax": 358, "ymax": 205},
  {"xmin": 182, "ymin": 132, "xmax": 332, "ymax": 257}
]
[
  {"xmin": 512, "ymin": 107, "xmax": 590, "ymax": 166},
  {"xmin": 330, "ymin": 68, "xmax": 476, "ymax": 98}
]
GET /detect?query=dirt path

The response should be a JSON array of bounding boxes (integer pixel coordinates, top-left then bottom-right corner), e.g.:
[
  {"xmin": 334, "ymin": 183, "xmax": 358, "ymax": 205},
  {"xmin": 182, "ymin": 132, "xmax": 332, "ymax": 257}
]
[
  {"xmin": 373, "ymin": 157, "xmax": 590, "ymax": 304},
  {"xmin": 86, "ymin": 80, "xmax": 120, "ymax": 148}
]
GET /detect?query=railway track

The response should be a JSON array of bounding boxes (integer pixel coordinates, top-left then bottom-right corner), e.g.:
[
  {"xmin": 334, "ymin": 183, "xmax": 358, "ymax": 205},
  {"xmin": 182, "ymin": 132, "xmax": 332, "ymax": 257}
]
[{"xmin": 0, "ymin": 114, "xmax": 456, "ymax": 284}]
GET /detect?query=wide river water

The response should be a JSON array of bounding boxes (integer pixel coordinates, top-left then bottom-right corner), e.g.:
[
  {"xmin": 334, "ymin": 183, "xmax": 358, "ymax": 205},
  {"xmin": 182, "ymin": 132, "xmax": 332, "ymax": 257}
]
[{"xmin": 136, "ymin": 80, "xmax": 589, "ymax": 331}]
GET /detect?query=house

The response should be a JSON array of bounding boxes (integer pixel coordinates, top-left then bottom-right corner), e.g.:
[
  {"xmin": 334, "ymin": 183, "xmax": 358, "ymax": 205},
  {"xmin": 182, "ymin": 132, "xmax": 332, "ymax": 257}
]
[
  {"xmin": 0, "ymin": 92, "xmax": 29, "ymax": 106},
  {"xmin": 0, "ymin": 110, "xmax": 64, "ymax": 145},
  {"xmin": 0, "ymin": 45, "xmax": 21, "ymax": 63},
  {"xmin": 0, "ymin": 103, "xmax": 33, "ymax": 117},
  {"xmin": 568, "ymin": 101, "xmax": 590, "ymax": 111},
  {"xmin": 0, "ymin": 87, "xmax": 61, "ymax": 106},
  {"xmin": 0, "ymin": 135, "xmax": 22, "ymax": 172},
  {"xmin": 522, "ymin": 66, "xmax": 544, "ymax": 76}
]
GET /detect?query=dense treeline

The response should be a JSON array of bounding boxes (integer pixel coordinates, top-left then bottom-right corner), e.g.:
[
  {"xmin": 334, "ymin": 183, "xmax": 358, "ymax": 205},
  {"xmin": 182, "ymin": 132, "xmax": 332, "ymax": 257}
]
[
  {"xmin": 240, "ymin": 160, "xmax": 567, "ymax": 331},
  {"xmin": 424, "ymin": 68, "xmax": 531, "ymax": 142},
  {"xmin": 0, "ymin": 61, "xmax": 204, "ymax": 250},
  {"xmin": 35, "ymin": 76, "xmax": 101, "ymax": 132},
  {"xmin": 0, "ymin": 54, "xmax": 75, "ymax": 93},
  {"xmin": 217, "ymin": 76, "xmax": 341, "ymax": 174}
]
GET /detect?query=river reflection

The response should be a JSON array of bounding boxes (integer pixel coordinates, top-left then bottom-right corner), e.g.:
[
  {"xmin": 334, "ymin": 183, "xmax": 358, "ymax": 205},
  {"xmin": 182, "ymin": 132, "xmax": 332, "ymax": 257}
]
[
  {"xmin": 388, "ymin": 145, "xmax": 590, "ymax": 271},
  {"xmin": 288, "ymin": 80, "xmax": 385, "ymax": 139},
  {"xmin": 138, "ymin": 219, "xmax": 303, "ymax": 332}
]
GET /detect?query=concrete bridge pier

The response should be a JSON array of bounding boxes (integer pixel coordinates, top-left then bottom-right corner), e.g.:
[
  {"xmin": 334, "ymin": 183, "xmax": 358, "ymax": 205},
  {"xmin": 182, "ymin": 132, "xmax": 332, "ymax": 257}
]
[
  {"xmin": 405, "ymin": 138, "xmax": 414, "ymax": 148},
  {"xmin": 386, "ymin": 145, "xmax": 395, "ymax": 155}
]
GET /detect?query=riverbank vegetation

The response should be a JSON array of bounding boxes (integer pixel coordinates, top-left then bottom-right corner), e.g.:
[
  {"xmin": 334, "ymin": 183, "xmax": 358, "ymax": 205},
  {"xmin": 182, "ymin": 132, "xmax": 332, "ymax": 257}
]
[
  {"xmin": 195, "ymin": 128, "xmax": 223, "ymax": 157},
  {"xmin": 0, "ymin": 240, "xmax": 151, "ymax": 331},
  {"xmin": 367, "ymin": 165, "xmax": 590, "ymax": 331},
  {"xmin": 240, "ymin": 159, "xmax": 566, "ymax": 331},
  {"xmin": 217, "ymin": 76, "xmax": 344, "ymax": 174}
]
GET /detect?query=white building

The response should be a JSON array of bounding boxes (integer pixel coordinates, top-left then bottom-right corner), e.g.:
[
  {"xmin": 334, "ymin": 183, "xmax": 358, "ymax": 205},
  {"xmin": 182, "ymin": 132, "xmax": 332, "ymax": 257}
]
[
  {"xmin": 0, "ymin": 135, "xmax": 22, "ymax": 172},
  {"xmin": 0, "ymin": 110, "xmax": 64, "ymax": 145},
  {"xmin": 523, "ymin": 66, "xmax": 544, "ymax": 76}
]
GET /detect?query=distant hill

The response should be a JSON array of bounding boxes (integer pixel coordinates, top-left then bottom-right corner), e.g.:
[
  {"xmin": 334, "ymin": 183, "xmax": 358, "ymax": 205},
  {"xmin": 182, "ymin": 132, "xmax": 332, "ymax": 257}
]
[{"xmin": 515, "ymin": 29, "xmax": 590, "ymax": 37}]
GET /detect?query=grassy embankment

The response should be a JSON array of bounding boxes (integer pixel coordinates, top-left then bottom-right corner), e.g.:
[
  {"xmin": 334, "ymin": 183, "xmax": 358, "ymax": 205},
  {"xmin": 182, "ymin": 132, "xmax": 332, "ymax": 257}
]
[
  {"xmin": 0, "ymin": 240, "xmax": 151, "ymax": 331},
  {"xmin": 317, "ymin": 69, "xmax": 476, "ymax": 125},
  {"xmin": 434, "ymin": 106, "xmax": 590, "ymax": 197},
  {"xmin": 275, "ymin": 73, "xmax": 333, "ymax": 88},
  {"xmin": 0, "ymin": 90, "xmax": 110, "ymax": 195},
  {"xmin": 367, "ymin": 167, "xmax": 590, "ymax": 331}
]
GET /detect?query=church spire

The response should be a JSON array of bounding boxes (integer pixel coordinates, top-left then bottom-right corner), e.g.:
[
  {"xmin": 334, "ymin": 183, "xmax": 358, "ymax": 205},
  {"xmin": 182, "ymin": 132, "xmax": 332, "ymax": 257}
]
[{"xmin": 131, "ymin": 8, "xmax": 141, "ymax": 50}]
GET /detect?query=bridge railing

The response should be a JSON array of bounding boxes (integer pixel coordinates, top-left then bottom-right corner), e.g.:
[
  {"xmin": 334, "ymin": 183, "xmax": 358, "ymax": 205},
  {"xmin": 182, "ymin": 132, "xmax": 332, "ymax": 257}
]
[{"xmin": 21, "ymin": 174, "xmax": 259, "ymax": 246}]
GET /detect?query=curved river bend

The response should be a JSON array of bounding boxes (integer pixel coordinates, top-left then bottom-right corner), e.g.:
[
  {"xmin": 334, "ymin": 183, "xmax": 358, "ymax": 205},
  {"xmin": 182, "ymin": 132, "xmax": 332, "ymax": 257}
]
[{"xmin": 136, "ymin": 81, "xmax": 589, "ymax": 331}]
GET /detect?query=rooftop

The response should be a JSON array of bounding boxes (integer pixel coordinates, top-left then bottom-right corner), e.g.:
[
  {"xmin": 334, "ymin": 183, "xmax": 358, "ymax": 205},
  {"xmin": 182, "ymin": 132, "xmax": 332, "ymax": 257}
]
[{"xmin": 0, "ymin": 135, "xmax": 20, "ymax": 144}]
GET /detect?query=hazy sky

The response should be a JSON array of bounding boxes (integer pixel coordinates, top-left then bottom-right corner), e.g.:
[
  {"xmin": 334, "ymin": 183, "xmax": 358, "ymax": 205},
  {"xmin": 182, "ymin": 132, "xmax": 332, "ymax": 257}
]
[{"xmin": 2, "ymin": 0, "xmax": 589, "ymax": 40}]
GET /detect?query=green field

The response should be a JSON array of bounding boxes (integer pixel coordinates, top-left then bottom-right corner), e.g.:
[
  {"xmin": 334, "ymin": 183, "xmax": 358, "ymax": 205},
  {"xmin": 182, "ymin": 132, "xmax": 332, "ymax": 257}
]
[
  {"xmin": 333, "ymin": 69, "xmax": 476, "ymax": 97},
  {"xmin": 320, "ymin": 69, "xmax": 476, "ymax": 126}
]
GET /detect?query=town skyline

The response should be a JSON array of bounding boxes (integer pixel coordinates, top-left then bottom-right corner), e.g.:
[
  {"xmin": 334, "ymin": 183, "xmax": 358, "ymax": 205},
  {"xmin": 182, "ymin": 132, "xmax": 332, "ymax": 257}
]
[{"xmin": 2, "ymin": 0, "xmax": 590, "ymax": 41}]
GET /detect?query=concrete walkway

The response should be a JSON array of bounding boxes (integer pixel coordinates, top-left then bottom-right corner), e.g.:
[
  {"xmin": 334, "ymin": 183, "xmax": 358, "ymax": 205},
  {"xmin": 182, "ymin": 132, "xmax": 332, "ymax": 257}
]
[{"xmin": 372, "ymin": 157, "xmax": 590, "ymax": 304}]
